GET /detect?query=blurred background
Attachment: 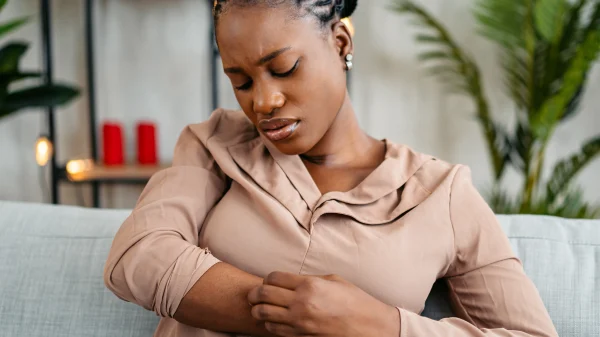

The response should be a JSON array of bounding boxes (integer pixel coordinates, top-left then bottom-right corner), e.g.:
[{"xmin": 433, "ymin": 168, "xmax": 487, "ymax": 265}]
[{"xmin": 0, "ymin": 0, "xmax": 598, "ymax": 215}]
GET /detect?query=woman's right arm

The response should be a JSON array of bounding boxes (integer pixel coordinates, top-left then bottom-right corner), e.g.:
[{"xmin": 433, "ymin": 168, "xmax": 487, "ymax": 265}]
[{"xmin": 103, "ymin": 122, "xmax": 273, "ymax": 336}]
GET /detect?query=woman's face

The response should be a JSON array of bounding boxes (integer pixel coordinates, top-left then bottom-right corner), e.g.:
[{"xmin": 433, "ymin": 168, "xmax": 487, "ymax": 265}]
[{"xmin": 216, "ymin": 5, "xmax": 351, "ymax": 155}]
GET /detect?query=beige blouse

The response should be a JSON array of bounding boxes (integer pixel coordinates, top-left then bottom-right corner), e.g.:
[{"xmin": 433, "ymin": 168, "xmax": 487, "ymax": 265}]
[{"xmin": 104, "ymin": 109, "xmax": 558, "ymax": 337}]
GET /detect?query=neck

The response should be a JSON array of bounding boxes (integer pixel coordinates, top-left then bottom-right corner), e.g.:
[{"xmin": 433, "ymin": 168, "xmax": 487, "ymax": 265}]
[{"xmin": 301, "ymin": 94, "xmax": 376, "ymax": 167}]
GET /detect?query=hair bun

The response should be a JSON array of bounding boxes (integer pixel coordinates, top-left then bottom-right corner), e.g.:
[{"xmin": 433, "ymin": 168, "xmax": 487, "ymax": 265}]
[{"xmin": 340, "ymin": 0, "xmax": 357, "ymax": 18}]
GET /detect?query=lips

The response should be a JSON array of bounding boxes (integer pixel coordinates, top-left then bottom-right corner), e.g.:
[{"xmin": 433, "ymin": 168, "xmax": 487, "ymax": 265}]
[{"xmin": 258, "ymin": 118, "xmax": 300, "ymax": 142}]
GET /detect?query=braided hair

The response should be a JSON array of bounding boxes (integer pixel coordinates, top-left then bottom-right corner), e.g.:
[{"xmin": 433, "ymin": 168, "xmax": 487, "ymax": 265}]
[{"xmin": 213, "ymin": 0, "xmax": 358, "ymax": 29}]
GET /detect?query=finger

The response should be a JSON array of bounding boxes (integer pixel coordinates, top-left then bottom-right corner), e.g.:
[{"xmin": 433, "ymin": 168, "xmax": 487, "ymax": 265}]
[
  {"xmin": 248, "ymin": 284, "xmax": 296, "ymax": 306},
  {"xmin": 264, "ymin": 271, "xmax": 306, "ymax": 290},
  {"xmin": 251, "ymin": 304, "xmax": 291, "ymax": 324},
  {"xmin": 313, "ymin": 273, "xmax": 345, "ymax": 282},
  {"xmin": 264, "ymin": 322, "xmax": 299, "ymax": 336}
]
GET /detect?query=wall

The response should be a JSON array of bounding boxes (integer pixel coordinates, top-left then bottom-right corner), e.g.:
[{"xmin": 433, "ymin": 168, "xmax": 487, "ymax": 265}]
[{"xmin": 0, "ymin": 0, "xmax": 598, "ymax": 209}]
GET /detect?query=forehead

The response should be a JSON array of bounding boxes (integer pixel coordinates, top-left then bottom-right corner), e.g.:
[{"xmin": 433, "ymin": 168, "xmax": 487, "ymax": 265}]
[{"xmin": 216, "ymin": 5, "xmax": 323, "ymax": 65}]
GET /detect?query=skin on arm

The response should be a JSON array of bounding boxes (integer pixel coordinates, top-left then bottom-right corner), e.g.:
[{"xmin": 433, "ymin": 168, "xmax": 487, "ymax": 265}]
[{"xmin": 174, "ymin": 263, "xmax": 277, "ymax": 337}]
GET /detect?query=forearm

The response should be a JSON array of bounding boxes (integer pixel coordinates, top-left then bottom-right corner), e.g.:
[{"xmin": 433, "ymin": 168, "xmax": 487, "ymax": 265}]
[{"xmin": 174, "ymin": 262, "xmax": 276, "ymax": 337}]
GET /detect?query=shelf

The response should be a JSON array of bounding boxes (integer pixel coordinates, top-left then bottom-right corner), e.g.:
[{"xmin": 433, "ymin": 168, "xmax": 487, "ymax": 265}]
[{"xmin": 65, "ymin": 163, "xmax": 170, "ymax": 183}]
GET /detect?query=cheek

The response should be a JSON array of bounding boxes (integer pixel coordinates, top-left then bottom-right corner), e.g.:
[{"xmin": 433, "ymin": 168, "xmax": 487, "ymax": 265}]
[
  {"xmin": 294, "ymin": 55, "xmax": 346, "ymax": 120},
  {"xmin": 234, "ymin": 91, "xmax": 257, "ymax": 122}
]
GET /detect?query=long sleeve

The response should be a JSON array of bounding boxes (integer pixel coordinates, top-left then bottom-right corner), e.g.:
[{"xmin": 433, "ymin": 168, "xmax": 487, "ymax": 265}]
[
  {"xmin": 103, "ymin": 123, "xmax": 227, "ymax": 318},
  {"xmin": 397, "ymin": 166, "xmax": 558, "ymax": 337}
]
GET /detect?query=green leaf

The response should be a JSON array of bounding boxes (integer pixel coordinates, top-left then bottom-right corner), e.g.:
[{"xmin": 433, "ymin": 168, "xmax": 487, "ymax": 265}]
[
  {"xmin": 0, "ymin": 71, "xmax": 41, "ymax": 83},
  {"xmin": 0, "ymin": 42, "xmax": 28, "ymax": 72},
  {"xmin": 534, "ymin": 0, "xmax": 568, "ymax": 44},
  {"xmin": 0, "ymin": 71, "xmax": 42, "ymax": 96},
  {"xmin": 530, "ymin": 31, "xmax": 600, "ymax": 140},
  {"xmin": 0, "ymin": 84, "xmax": 80, "ymax": 118},
  {"xmin": 487, "ymin": 187, "xmax": 520, "ymax": 214},
  {"xmin": 474, "ymin": 0, "xmax": 530, "ymax": 48},
  {"xmin": 474, "ymin": 0, "xmax": 537, "ymax": 116},
  {"xmin": 562, "ymin": 85, "xmax": 585, "ymax": 121},
  {"xmin": 549, "ymin": 185, "xmax": 600, "ymax": 219},
  {"xmin": 546, "ymin": 136, "xmax": 600, "ymax": 203},
  {"xmin": 392, "ymin": 0, "xmax": 505, "ymax": 180},
  {"xmin": 0, "ymin": 0, "xmax": 7, "ymax": 11},
  {"xmin": 418, "ymin": 51, "xmax": 452, "ymax": 61},
  {"xmin": 583, "ymin": 2, "xmax": 600, "ymax": 39},
  {"xmin": 501, "ymin": 51, "xmax": 529, "ymax": 108},
  {"xmin": 0, "ymin": 16, "xmax": 29, "ymax": 39},
  {"xmin": 424, "ymin": 64, "xmax": 461, "ymax": 77},
  {"xmin": 560, "ymin": 0, "xmax": 588, "ymax": 53},
  {"xmin": 415, "ymin": 34, "xmax": 444, "ymax": 43}
]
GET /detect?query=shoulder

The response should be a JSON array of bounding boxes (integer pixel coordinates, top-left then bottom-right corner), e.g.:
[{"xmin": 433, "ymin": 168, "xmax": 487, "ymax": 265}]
[
  {"xmin": 393, "ymin": 143, "xmax": 465, "ymax": 195},
  {"xmin": 185, "ymin": 109, "xmax": 258, "ymax": 146},
  {"xmin": 173, "ymin": 109, "xmax": 258, "ymax": 166},
  {"xmin": 176, "ymin": 109, "xmax": 258, "ymax": 154}
]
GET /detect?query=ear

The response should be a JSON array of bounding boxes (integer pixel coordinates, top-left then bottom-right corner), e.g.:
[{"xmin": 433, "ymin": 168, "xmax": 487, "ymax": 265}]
[{"xmin": 331, "ymin": 20, "xmax": 353, "ymax": 61}]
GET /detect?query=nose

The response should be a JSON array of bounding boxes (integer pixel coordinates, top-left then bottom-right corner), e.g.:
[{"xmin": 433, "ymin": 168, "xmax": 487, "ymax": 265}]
[{"xmin": 253, "ymin": 81, "xmax": 285, "ymax": 116}]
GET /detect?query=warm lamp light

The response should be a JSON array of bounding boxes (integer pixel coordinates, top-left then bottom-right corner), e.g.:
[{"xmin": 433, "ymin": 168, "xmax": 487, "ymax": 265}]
[
  {"xmin": 35, "ymin": 136, "xmax": 53, "ymax": 166},
  {"xmin": 341, "ymin": 17, "xmax": 355, "ymax": 37},
  {"xmin": 66, "ymin": 159, "xmax": 94, "ymax": 175}
]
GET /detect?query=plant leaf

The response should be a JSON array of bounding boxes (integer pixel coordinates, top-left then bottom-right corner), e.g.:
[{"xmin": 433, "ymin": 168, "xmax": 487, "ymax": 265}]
[
  {"xmin": 487, "ymin": 186, "xmax": 520, "ymax": 214},
  {"xmin": 415, "ymin": 34, "xmax": 444, "ymax": 43},
  {"xmin": 418, "ymin": 51, "xmax": 452, "ymax": 61},
  {"xmin": 0, "ymin": 71, "xmax": 41, "ymax": 83},
  {"xmin": 0, "ymin": 0, "xmax": 7, "ymax": 11},
  {"xmin": 534, "ymin": 0, "xmax": 568, "ymax": 44},
  {"xmin": 392, "ymin": 1, "xmax": 506, "ymax": 179},
  {"xmin": 530, "ymin": 31, "xmax": 600, "ymax": 141},
  {"xmin": 505, "ymin": 121, "xmax": 534, "ymax": 172},
  {"xmin": 562, "ymin": 84, "xmax": 585, "ymax": 121},
  {"xmin": 474, "ymin": 0, "xmax": 529, "ymax": 48},
  {"xmin": 583, "ymin": 2, "xmax": 600, "ymax": 39},
  {"xmin": 549, "ymin": 185, "xmax": 600, "ymax": 219},
  {"xmin": 474, "ymin": 0, "xmax": 538, "ymax": 117},
  {"xmin": 0, "ymin": 71, "xmax": 42, "ymax": 95},
  {"xmin": 501, "ymin": 51, "xmax": 529, "ymax": 109},
  {"xmin": 560, "ymin": 0, "xmax": 588, "ymax": 54},
  {"xmin": 546, "ymin": 136, "xmax": 600, "ymax": 203},
  {"xmin": 533, "ymin": 1, "xmax": 592, "ymax": 124},
  {"xmin": 0, "ymin": 84, "xmax": 80, "ymax": 118},
  {"xmin": 0, "ymin": 16, "xmax": 29, "ymax": 39},
  {"xmin": 0, "ymin": 42, "xmax": 28, "ymax": 73}
]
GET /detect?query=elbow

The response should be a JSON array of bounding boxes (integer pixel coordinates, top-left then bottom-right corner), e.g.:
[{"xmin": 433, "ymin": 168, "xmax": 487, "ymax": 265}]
[
  {"xmin": 103, "ymin": 236, "xmax": 218, "ymax": 318},
  {"xmin": 103, "ymin": 253, "xmax": 140, "ymax": 306}
]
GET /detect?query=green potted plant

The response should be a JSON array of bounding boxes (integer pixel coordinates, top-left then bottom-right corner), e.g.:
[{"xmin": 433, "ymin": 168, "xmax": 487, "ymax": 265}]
[
  {"xmin": 392, "ymin": 0, "xmax": 600, "ymax": 218},
  {"xmin": 0, "ymin": 0, "xmax": 79, "ymax": 120}
]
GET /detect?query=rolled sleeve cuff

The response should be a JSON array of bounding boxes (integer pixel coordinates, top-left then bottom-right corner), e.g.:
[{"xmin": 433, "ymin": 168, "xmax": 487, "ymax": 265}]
[
  {"xmin": 396, "ymin": 307, "xmax": 408, "ymax": 337},
  {"xmin": 158, "ymin": 249, "xmax": 222, "ymax": 318}
]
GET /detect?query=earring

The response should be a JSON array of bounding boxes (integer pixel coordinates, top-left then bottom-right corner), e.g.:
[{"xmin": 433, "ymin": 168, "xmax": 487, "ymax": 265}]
[{"xmin": 345, "ymin": 54, "xmax": 353, "ymax": 71}]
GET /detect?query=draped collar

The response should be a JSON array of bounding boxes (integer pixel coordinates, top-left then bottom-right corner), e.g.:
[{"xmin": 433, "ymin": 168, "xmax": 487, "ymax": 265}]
[{"xmin": 228, "ymin": 135, "xmax": 433, "ymax": 231}]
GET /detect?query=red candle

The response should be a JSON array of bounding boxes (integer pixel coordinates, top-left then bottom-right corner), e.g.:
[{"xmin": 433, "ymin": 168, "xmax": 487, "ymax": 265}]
[
  {"xmin": 136, "ymin": 121, "xmax": 157, "ymax": 165},
  {"xmin": 102, "ymin": 122, "xmax": 124, "ymax": 166}
]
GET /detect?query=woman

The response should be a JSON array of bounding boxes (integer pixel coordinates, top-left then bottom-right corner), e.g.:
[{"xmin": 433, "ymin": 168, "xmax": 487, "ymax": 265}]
[{"xmin": 104, "ymin": 1, "xmax": 558, "ymax": 336}]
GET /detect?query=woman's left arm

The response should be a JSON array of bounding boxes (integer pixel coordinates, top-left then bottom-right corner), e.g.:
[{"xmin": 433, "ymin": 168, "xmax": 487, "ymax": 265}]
[{"xmin": 395, "ymin": 166, "xmax": 558, "ymax": 337}]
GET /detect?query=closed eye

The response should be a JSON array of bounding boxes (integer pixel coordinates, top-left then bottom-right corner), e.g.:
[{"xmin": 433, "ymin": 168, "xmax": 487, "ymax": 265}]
[
  {"xmin": 235, "ymin": 80, "xmax": 253, "ymax": 91},
  {"xmin": 272, "ymin": 59, "xmax": 300, "ymax": 78}
]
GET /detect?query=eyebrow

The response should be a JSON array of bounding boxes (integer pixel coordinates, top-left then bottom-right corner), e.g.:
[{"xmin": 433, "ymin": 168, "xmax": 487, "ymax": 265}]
[{"xmin": 224, "ymin": 46, "xmax": 292, "ymax": 74}]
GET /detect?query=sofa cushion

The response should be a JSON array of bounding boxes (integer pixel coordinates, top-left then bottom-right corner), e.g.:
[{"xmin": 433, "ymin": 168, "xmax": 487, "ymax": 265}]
[
  {"xmin": 0, "ymin": 201, "xmax": 159, "ymax": 337},
  {"xmin": 422, "ymin": 214, "xmax": 600, "ymax": 337},
  {"xmin": 1, "ymin": 201, "xmax": 599, "ymax": 337}
]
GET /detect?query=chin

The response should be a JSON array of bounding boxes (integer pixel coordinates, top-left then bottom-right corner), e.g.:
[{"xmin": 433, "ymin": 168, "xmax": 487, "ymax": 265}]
[{"xmin": 268, "ymin": 135, "xmax": 315, "ymax": 156}]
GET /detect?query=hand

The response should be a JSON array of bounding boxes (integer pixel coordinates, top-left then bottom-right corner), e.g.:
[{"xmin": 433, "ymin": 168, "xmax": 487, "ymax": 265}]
[{"xmin": 247, "ymin": 272, "xmax": 400, "ymax": 337}]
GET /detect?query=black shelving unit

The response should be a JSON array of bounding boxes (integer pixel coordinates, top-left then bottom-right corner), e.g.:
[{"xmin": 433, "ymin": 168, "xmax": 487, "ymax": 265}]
[{"xmin": 40, "ymin": 0, "xmax": 219, "ymax": 208}]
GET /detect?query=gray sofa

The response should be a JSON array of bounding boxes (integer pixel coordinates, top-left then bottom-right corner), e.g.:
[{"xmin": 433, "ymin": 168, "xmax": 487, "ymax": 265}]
[{"xmin": 0, "ymin": 200, "xmax": 598, "ymax": 336}]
